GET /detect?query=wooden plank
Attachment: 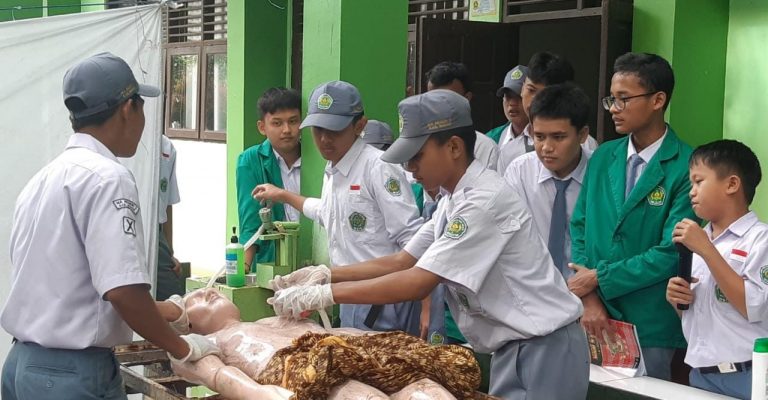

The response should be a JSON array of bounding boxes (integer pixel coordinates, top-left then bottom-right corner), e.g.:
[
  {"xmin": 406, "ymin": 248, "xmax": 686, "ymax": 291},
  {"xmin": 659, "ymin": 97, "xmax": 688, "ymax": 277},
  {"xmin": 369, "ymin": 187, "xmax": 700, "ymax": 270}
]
[{"xmin": 120, "ymin": 365, "xmax": 188, "ymax": 400}]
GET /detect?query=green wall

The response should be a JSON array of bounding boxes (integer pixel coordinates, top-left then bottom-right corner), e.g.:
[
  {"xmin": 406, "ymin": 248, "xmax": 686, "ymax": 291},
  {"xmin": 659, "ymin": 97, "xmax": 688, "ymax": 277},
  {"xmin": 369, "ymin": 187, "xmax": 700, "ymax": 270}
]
[
  {"xmin": 632, "ymin": 0, "xmax": 728, "ymax": 149},
  {"xmin": 225, "ymin": 0, "xmax": 290, "ymax": 242},
  {"xmin": 0, "ymin": 0, "xmax": 43, "ymax": 21},
  {"xmin": 723, "ymin": 0, "xmax": 768, "ymax": 218},
  {"xmin": 299, "ymin": 0, "xmax": 407, "ymax": 264}
]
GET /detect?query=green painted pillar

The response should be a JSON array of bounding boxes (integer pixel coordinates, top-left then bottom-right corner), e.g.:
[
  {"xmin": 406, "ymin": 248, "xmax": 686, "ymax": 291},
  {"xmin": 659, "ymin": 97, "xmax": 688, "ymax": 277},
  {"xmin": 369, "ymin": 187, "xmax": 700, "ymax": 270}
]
[
  {"xmin": 48, "ymin": 0, "xmax": 81, "ymax": 16},
  {"xmin": 299, "ymin": 0, "xmax": 408, "ymax": 265},
  {"xmin": 632, "ymin": 0, "xmax": 729, "ymax": 148},
  {"xmin": 225, "ymin": 0, "xmax": 290, "ymax": 243},
  {"xmin": 724, "ymin": 0, "xmax": 768, "ymax": 218}
]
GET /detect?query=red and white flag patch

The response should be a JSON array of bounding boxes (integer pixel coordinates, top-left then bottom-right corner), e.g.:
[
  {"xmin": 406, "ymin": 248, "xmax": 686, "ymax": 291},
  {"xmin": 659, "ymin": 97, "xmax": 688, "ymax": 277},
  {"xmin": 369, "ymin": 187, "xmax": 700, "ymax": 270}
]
[{"xmin": 730, "ymin": 248, "xmax": 748, "ymax": 263}]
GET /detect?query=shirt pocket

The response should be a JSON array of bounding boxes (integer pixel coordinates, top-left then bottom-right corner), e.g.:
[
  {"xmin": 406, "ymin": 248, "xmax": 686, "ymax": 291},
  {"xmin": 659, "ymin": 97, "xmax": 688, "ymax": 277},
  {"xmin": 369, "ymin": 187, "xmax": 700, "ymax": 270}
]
[{"xmin": 346, "ymin": 194, "xmax": 381, "ymax": 243}]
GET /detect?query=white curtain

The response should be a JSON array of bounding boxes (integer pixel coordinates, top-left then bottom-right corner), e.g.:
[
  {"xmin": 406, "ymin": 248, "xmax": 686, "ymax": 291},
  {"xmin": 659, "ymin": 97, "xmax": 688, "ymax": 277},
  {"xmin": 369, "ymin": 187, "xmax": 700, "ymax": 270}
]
[{"xmin": 0, "ymin": 5, "xmax": 163, "ymax": 361}]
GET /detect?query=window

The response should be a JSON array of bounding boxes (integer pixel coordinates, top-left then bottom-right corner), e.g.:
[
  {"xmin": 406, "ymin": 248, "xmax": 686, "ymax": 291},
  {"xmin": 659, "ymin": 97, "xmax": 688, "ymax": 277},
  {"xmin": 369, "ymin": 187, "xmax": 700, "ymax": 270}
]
[{"xmin": 163, "ymin": 0, "xmax": 227, "ymax": 142}]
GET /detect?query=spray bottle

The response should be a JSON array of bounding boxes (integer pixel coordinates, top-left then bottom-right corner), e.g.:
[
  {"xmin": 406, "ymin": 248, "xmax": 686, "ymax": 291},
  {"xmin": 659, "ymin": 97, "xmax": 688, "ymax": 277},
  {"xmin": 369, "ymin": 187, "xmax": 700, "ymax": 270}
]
[
  {"xmin": 753, "ymin": 337, "xmax": 768, "ymax": 400},
  {"xmin": 225, "ymin": 226, "xmax": 245, "ymax": 287}
]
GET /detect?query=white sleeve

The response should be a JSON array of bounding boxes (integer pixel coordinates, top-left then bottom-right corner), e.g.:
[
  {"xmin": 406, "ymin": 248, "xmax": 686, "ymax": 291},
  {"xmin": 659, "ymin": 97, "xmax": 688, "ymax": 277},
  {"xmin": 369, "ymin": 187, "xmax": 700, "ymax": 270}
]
[
  {"xmin": 404, "ymin": 218, "xmax": 436, "ymax": 259},
  {"xmin": 167, "ymin": 145, "xmax": 180, "ymax": 205},
  {"xmin": 302, "ymin": 197, "xmax": 323, "ymax": 225},
  {"xmin": 370, "ymin": 161, "xmax": 423, "ymax": 248},
  {"xmin": 743, "ymin": 230, "xmax": 768, "ymax": 322},
  {"xmin": 417, "ymin": 194, "xmax": 510, "ymax": 293},
  {"xmin": 83, "ymin": 174, "xmax": 151, "ymax": 297}
]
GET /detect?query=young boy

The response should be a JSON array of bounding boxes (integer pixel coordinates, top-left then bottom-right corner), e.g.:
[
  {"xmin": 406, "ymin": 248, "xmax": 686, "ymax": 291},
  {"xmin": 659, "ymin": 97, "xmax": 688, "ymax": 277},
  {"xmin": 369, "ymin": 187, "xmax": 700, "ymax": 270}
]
[
  {"xmin": 236, "ymin": 87, "xmax": 302, "ymax": 270},
  {"xmin": 253, "ymin": 80, "xmax": 423, "ymax": 334},
  {"xmin": 569, "ymin": 52, "xmax": 698, "ymax": 380},
  {"xmin": 498, "ymin": 52, "xmax": 598, "ymax": 173},
  {"xmin": 504, "ymin": 83, "xmax": 592, "ymax": 279},
  {"xmin": 267, "ymin": 89, "xmax": 589, "ymax": 400},
  {"xmin": 486, "ymin": 64, "xmax": 529, "ymax": 149},
  {"xmin": 666, "ymin": 140, "xmax": 766, "ymax": 399},
  {"xmin": 425, "ymin": 61, "xmax": 499, "ymax": 171}
]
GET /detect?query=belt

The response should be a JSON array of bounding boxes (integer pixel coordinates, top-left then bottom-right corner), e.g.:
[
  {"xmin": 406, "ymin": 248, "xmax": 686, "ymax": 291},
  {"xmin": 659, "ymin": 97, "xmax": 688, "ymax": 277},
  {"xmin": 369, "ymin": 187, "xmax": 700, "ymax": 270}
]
[
  {"xmin": 699, "ymin": 361, "xmax": 752, "ymax": 374},
  {"xmin": 12, "ymin": 337, "xmax": 112, "ymax": 353}
]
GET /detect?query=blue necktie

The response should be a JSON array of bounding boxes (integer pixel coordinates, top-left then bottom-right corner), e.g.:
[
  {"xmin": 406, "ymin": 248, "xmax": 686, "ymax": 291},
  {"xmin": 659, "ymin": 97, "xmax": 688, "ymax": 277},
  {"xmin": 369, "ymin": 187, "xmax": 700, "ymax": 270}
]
[
  {"xmin": 548, "ymin": 178, "xmax": 572, "ymax": 276},
  {"xmin": 626, "ymin": 154, "xmax": 645, "ymax": 199}
]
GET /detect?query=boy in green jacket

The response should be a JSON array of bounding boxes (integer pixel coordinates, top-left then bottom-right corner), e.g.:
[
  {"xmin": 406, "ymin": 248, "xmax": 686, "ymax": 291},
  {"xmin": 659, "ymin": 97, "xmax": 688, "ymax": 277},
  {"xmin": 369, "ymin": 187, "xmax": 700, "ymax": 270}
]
[
  {"xmin": 569, "ymin": 52, "xmax": 697, "ymax": 380},
  {"xmin": 236, "ymin": 88, "xmax": 302, "ymax": 269}
]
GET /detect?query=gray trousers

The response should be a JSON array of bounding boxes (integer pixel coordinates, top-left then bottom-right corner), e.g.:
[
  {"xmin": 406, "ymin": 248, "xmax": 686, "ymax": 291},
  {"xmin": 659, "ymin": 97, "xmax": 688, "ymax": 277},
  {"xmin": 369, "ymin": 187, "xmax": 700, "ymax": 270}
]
[
  {"xmin": 1, "ymin": 341, "xmax": 126, "ymax": 400},
  {"xmin": 489, "ymin": 321, "xmax": 590, "ymax": 400}
]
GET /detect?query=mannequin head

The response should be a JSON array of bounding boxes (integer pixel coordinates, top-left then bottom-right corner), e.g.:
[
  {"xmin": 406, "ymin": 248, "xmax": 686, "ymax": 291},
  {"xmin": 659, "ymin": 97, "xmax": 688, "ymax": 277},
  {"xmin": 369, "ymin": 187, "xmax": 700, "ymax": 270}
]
[{"xmin": 184, "ymin": 288, "xmax": 242, "ymax": 334}]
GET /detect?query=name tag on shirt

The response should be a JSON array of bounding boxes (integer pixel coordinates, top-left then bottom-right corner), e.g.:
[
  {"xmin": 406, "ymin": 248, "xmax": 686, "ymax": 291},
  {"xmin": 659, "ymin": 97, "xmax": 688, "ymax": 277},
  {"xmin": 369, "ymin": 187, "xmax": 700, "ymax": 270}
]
[
  {"xmin": 730, "ymin": 249, "xmax": 747, "ymax": 263},
  {"xmin": 349, "ymin": 184, "xmax": 361, "ymax": 196}
]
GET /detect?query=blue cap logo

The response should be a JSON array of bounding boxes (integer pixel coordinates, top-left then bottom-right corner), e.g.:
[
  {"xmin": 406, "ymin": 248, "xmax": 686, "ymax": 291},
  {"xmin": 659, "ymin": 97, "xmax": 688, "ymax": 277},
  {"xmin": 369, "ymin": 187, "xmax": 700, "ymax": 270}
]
[{"xmin": 317, "ymin": 93, "xmax": 333, "ymax": 110}]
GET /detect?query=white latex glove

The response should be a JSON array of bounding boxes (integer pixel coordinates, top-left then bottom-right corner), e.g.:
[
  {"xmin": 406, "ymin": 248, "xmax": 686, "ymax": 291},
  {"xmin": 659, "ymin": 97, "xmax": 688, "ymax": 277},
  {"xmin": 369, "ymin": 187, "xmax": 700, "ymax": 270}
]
[
  {"xmin": 169, "ymin": 333, "xmax": 221, "ymax": 363},
  {"xmin": 166, "ymin": 294, "xmax": 190, "ymax": 334},
  {"xmin": 267, "ymin": 284, "xmax": 335, "ymax": 319},
  {"xmin": 268, "ymin": 264, "xmax": 331, "ymax": 290}
]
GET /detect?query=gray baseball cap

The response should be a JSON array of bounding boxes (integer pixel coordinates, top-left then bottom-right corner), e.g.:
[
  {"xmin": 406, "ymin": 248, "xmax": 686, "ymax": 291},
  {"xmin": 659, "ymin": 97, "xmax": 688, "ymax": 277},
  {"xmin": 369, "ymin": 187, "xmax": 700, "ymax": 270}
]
[
  {"xmin": 300, "ymin": 80, "xmax": 364, "ymax": 131},
  {"xmin": 496, "ymin": 65, "xmax": 528, "ymax": 97},
  {"xmin": 63, "ymin": 52, "xmax": 161, "ymax": 119},
  {"xmin": 381, "ymin": 89, "xmax": 473, "ymax": 164},
  {"xmin": 362, "ymin": 120, "xmax": 394, "ymax": 147}
]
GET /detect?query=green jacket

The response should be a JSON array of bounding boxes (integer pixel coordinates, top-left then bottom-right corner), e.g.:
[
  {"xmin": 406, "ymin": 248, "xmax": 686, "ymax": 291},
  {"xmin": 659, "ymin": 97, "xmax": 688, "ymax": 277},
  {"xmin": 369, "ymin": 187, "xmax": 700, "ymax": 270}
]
[
  {"xmin": 236, "ymin": 140, "xmax": 288, "ymax": 264},
  {"xmin": 570, "ymin": 128, "xmax": 697, "ymax": 348},
  {"xmin": 485, "ymin": 122, "xmax": 508, "ymax": 144}
]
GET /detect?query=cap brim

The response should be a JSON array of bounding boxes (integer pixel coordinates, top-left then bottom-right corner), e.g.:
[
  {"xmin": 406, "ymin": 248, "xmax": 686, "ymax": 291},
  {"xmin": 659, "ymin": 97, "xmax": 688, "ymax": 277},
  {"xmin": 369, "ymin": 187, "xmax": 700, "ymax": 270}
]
[
  {"xmin": 380, "ymin": 134, "xmax": 430, "ymax": 164},
  {"xmin": 138, "ymin": 83, "xmax": 161, "ymax": 97},
  {"xmin": 496, "ymin": 86, "xmax": 509, "ymax": 97},
  {"xmin": 496, "ymin": 86, "xmax": 522, "ymax": 97},
  {"xmin": 299, "ymin": 113, "xmax": 354, "ymax": 131}
]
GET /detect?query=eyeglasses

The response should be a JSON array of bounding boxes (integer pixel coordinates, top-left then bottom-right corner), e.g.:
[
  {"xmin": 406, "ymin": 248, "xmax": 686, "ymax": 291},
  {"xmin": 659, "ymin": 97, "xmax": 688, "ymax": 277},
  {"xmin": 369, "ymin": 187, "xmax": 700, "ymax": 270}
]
[{"xmin": 601, "ymin": 92, "xmax": 656, "ymax": 111}]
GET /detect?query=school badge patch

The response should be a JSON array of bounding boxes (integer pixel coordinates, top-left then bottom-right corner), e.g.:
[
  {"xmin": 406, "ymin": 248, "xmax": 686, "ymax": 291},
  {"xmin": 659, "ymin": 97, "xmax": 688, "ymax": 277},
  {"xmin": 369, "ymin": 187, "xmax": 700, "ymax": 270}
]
[
  {"xmin": 317, "ymin": 93, "xmax": 333, "ymax": 110},
  {"xmin": 349, "ymin": 212, "xmax": 367, "ymax": 232},
  {"xmin": 761, "ymin": 266, "xmax": 768, "ymax": 284},
  {"xmin": 429, "ymin": 332, "xmax": 445, "ymax": 345},
  {"xmin": 715, "ymin": 285, "xmax": 729, "ymax": 303},
  {"xmin": 444, "ymin": 216, "xmax": 468, "ymax": 239},
  {"xmin": 385, "ymin": 177, "xmax": 402, "ymax": 196},
  {"xmin": 160, "ymin": 177, "xmax": 168, "ymax": 193},
  {"xmin": 510, "ymin": 68, "xmax": 523, "ymax": 80},
  {"xmin": 647, "ymin": 186, "xmax": 666, "ymax": 206}
]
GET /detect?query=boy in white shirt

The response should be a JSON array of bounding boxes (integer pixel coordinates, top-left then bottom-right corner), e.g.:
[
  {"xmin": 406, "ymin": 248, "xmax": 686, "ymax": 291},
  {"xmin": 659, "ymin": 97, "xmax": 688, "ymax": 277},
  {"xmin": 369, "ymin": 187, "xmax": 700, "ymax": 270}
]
[
  {"xmin": 504, "ymin": 83, "xmax": 592, "ymax": 278},
  {"xmin": 667, "ymin": 139, "xmax": 767, "ymax": 399}
]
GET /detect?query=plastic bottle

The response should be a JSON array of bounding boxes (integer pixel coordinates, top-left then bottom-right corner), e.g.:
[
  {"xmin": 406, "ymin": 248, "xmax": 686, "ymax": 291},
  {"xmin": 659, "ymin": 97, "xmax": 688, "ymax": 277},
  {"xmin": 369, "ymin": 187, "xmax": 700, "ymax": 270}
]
[
  {"xmin": 752, "ymin": 337, "xmax": 768, "ymax": 400},
  {"xmin": 225, "ymin": 226, "xmax": 245, "ymax": 288}
]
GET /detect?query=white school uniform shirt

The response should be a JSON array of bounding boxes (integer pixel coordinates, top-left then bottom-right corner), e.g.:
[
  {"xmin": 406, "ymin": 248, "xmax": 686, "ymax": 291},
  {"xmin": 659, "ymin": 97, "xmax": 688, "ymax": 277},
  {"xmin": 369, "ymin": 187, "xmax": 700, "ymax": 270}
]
[
  {"xmin": 474, "ymin": 131, "xmax": 499, "ymax": 171},
  {"xmin": 682, "ymin": 211, "xmax": 768, "ymax": 368},
  {"xmin": 273, "ymin": 150, "xmax": 301, "ymax": 222},
  {"xmin": 404, "ymin": 161, "xmax": 583, "ymax": 353},
  {"xmin": 503, "ymin": 148, "xmax": 591, "ymax": 278},
  {"xmin": 1, "ymin": 134, "xmax": 151, "ymax": 349},
  {"xmin": 303, "ymin": 138, "xmax": 422, "ymax": 266},
  {"xmin": 498, "ymin": 123, "xmax": 598, "ymax": 173},
  {"xmin": 159, "ymin": 135, "xmax": 180, "ymax": 224},
  {"xmin": 626, "ymin": 127, "xmax": 667, "ymax": 187}
]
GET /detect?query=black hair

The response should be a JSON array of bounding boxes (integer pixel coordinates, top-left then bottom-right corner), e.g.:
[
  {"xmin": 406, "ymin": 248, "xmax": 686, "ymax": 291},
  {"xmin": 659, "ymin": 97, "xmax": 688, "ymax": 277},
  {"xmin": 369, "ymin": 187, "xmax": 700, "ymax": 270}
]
[
  {"xmin": 527, "ymin": 52, "xmax": 574, "ymax": 86},
  {"xmin": 529, "ymin": 83, "xmax": 590, "ymax": 130},
  {"xmin": 257, "ymin": 87, "xmax": 302, "ymax": 120},
  {"xmin": 689, "ymin": 139, "xmax": 762, "ymax": 205},
  {"xmin": 68, "ymin": 94, "xmax": 141, "ymax": 131},
  {"xmin": 428, "ymin": 125, "xmax": 476, "ymax": 162},
  {"xmin": 613, "ymin": 52, "xmax": 675, "ymax": 110},
  {"xmin": 425, "ymin": 62, "xmax": 473, "ymax": 93}
]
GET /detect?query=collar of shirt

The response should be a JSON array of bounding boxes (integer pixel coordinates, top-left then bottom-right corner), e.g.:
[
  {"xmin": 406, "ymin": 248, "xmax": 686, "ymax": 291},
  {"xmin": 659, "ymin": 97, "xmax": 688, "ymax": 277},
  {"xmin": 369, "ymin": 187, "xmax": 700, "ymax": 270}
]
[
  {"xmin": 325, "ymin": 138, "xmax": 365, "ymax": 177},
  {"xmin": 501, "ymin": 123, "xmax": 531, "ymax": 146},
  {"xmin": 448, "ymin": 160, "xmax": 484, "ymax": 197},
  {"xmin": 66, "ymin": 133, "xmax": 119, "ymax": 163},
  {"xmin": 705, "ymin": 211, "xmax": 759, "ymax": 241},
  {"xmin": 272, "ymin": 149, "xmax": 301, "ymax": 172},
  {"xmin": 536, "ymin": 147, "xmax": 590, "ymax": 185},
  {"xmin": 627, "ymin": 125, "xmax": 668, "ymax": 163}
]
